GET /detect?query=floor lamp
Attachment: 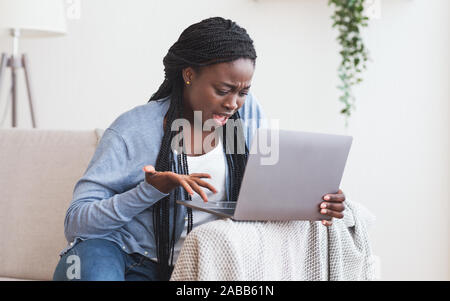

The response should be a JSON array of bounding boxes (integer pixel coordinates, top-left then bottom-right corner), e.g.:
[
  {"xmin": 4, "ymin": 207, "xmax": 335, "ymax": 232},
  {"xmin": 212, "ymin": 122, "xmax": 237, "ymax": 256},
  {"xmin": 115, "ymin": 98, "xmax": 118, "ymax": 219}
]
[{"xmin": 0, "ymin": 0, "xmax": 67, "ymax": 128}]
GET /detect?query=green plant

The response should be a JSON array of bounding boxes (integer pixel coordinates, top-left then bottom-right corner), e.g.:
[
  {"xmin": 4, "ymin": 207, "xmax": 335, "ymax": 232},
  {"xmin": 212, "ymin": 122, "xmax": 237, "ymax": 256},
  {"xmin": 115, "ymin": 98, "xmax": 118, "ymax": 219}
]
[{"xmin": 328, "ymin": 0, "xmax": 370, "ymax": 125}]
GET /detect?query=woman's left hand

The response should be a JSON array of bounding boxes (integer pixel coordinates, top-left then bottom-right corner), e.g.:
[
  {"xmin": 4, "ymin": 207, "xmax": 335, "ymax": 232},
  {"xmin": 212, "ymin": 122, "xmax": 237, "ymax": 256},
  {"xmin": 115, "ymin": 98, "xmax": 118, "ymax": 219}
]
[{"xmin": 320, "ymin": 189, "xmax": 345, "ymax": 226}]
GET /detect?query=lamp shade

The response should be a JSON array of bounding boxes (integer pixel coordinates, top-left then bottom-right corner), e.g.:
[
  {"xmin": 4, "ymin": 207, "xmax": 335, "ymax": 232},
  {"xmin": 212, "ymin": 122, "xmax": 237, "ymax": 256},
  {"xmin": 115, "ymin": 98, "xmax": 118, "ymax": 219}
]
[{"xmin": 0, "ymin": 0, "xmax": 67, "ymax": 38}]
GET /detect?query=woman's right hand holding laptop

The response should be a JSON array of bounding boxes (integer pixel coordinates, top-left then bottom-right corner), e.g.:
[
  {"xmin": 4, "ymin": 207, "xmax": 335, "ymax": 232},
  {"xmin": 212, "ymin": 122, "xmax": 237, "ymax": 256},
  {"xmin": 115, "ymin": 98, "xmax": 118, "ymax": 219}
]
[{"xmin": 143, "ymin": 165, "xmax": 217, "ymax": 203}]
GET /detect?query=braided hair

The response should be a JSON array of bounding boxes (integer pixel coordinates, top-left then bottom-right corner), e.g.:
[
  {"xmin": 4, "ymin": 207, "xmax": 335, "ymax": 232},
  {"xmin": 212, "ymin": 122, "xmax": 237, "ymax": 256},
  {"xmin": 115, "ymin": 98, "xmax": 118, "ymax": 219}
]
[{"xmin": 148, "ymin": 16, "xmax": 257, "ymax": 280}]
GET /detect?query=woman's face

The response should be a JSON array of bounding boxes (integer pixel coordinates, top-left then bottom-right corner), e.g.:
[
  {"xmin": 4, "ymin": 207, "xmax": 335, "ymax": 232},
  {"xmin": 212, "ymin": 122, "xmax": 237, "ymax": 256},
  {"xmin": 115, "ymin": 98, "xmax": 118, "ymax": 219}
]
[{"xmin": 182, "ymin": 58, "xmax": 255, "ymax": 128}]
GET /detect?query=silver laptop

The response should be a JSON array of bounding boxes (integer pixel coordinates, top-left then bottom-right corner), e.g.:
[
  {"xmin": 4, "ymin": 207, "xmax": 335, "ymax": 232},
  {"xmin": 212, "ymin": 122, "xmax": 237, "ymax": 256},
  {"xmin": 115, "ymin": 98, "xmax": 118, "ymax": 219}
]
[{"xmin": 177, "ymin": 128, "xmax": 353, "ymax": 221}]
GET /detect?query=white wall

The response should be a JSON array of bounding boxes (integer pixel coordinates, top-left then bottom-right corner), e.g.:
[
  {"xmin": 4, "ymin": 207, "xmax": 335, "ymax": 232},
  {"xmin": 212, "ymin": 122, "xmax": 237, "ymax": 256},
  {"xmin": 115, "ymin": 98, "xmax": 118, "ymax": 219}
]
[{"xmin": 0, "ymin": 0, "xmax": 448, "ymax": 280}]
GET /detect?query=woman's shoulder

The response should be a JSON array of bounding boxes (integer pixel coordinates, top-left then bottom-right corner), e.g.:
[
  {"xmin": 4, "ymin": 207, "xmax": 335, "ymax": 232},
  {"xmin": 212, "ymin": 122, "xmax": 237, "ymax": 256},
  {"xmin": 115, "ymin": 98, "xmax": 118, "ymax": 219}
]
[
  {"xmin": 108, "ymin": 96, "xmax": 171, "ymax": 137},
  {"xmin": 238, "ymin": 91, "xmax": 266, "ymax": 121}
]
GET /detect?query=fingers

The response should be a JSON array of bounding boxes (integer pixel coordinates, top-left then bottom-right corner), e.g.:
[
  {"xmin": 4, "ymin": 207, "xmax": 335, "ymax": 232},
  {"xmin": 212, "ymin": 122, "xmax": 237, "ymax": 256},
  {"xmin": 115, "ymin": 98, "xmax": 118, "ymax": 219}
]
[
  {"xmin": 179, "ymin": 179, "xmax": 195, "ymax": 196},
  {"xmin": 320, "ymin": 202, "xmax": 345, "ymax": 212},
  {"xmin": 322, "ymin": 192, "xmax": 345, "ymax": 202},
  {"xmin": 320, "ymin": 192, "xmax": 345, "ymax": 220},
  {"xmin": 322, "ymin": 219, "xmax": 333, "ymax": 227},
  {"xmin": 185, "ymin": 178, "xmax": 209, "ymax": 203},
  {"xmin": 190, "ymin": 177, "xmax": 218, "ymax": 194},
  {"xmin": 189, "ymin": 173, "xmax": 211, "ymax": 179},
  {"xmin": 143, "ymin": 165, "xmax": 159, "ymax": 185},
  {"xmin": 142, "ymin": 167, "xmax": 215, "ymax": 203},
  {"xmin": 320, "ymin": 208, "xmax": 344, "ymax": 219},
  {"xmin": 143, "ymin": 165, "xmax": 157, "ymax": 176},
  {"xmin": 320, "ymin": 191, "xmax": 345, "ymax": 221}
]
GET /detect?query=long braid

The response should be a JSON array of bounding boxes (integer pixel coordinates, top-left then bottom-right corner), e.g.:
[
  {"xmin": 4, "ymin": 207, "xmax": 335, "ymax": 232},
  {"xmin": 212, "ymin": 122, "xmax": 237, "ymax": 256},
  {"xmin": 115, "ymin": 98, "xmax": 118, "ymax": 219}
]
[
  {"xmin": 222, "ymin": 111, "xmax": 249, "ymax": 201},
  {"xmin": 181, "ymin": 153, "xmax": 194, "ymax": 234},
  {"xmin": 148, "ymin": 16, "xmax": 256, "ymax": 280}
]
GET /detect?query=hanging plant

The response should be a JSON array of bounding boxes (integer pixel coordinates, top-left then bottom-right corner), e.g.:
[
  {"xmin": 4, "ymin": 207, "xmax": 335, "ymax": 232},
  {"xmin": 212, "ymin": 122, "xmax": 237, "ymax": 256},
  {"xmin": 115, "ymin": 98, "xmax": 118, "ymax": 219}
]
[{"xmin": 328, "ymin": 0, "xmax": 370, "ymax": 125}]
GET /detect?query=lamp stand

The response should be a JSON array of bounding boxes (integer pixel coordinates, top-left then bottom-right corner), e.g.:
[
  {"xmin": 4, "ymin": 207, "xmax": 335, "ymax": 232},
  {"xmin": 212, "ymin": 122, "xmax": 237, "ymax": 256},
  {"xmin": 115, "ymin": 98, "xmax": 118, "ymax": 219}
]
[{"xmin": 0, "ymin": 52, "xmax": 37, "ymax": 128}]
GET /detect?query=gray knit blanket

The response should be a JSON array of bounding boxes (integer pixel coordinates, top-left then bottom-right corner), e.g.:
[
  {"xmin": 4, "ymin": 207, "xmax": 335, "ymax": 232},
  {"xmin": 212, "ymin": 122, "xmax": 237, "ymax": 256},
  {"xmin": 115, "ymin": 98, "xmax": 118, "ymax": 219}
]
[{"xmin": 170, "ymin": 200, "xmax": 379, "ymax": 281}]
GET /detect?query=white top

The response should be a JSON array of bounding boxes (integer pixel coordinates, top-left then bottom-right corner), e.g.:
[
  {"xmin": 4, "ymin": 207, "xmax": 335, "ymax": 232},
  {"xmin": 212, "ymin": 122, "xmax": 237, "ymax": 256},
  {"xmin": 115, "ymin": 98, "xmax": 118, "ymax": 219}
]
[{"xmin": 172, "ymin": 137, "xmax": 227, "ymax": 263}]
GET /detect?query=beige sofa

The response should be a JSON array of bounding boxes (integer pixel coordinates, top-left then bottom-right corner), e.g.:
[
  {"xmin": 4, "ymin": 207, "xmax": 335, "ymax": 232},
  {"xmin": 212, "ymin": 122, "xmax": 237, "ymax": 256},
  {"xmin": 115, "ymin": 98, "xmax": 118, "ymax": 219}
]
[
  {"xmin": 0, "ymin": 128, "xmax": 104, "ymax": 281},
  {"xmin": 0, "ymin": 128, "xmax": 378, "ymax": 281}
]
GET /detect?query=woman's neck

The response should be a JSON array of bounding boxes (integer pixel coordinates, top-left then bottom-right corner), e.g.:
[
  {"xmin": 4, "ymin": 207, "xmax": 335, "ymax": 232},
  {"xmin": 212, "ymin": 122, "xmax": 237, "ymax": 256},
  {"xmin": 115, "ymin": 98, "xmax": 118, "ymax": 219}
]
[{"xmin": 163, "ymin": 107, "xmax": 218, "ymax": 156}]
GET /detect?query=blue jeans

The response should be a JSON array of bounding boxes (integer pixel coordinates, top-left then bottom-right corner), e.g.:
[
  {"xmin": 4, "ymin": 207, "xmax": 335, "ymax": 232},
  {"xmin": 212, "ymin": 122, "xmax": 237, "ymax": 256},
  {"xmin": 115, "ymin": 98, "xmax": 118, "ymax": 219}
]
[{"xmin": 52, "ymin": 238, "xmax": 173, "ymax": 281}]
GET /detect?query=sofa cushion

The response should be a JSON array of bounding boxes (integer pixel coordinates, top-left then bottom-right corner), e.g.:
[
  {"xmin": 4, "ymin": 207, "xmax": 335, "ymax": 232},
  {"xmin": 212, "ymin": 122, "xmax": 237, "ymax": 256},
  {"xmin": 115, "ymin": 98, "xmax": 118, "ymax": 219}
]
[{"xmin": 0, "ymin": 128, "xmax": 99, "ymax": 280}]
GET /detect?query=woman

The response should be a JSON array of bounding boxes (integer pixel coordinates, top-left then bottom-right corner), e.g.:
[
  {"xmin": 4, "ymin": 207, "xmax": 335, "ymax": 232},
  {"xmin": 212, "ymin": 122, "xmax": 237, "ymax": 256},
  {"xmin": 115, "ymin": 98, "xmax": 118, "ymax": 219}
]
[{"xmin": 53, "ymin": 17, "xmax": 346, "ymax": 281}]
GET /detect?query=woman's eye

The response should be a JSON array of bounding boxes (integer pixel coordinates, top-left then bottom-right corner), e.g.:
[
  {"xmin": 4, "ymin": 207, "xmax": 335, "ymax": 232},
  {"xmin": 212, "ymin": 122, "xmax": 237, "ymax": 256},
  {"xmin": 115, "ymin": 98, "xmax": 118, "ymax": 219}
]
[
  {"xmin": 216, "ymin": 90, "xmax": 228, "ymax": 96},
  {"xmin": 215, "ymin": 89, "xmax": 248, "ymax": 97}
]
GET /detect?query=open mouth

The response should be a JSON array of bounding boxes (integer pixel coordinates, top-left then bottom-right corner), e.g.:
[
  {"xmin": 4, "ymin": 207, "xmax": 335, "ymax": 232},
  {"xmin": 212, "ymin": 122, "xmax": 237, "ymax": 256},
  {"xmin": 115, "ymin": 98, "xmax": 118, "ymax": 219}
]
[{"xmin": 212, "ymin": 113, "xmax": 231, "ymax": 126}]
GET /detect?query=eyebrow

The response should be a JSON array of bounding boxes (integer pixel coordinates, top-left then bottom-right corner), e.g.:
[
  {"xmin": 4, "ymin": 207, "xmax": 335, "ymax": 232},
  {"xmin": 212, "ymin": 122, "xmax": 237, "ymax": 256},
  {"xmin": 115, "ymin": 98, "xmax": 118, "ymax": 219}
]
[{"xmin": 219, "ymin": 82, "xmax": 251, "ymax": 90}]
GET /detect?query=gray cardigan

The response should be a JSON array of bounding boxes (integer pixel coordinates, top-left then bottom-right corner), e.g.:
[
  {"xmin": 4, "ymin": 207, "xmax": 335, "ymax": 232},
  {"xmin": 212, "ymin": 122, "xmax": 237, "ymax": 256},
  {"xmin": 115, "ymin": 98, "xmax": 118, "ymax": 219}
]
[{"xmin": 60, "ymin": 92, "xmax": 267, "ymax": 260}]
